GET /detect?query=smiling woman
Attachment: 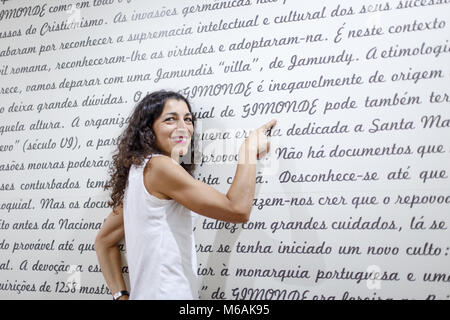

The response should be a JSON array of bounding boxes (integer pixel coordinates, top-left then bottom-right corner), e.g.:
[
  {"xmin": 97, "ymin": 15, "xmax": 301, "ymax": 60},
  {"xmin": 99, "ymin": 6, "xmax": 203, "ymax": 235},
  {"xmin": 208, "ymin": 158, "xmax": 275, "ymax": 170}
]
[{"xmin": 95, "ymin": 89, "xmax": 277, "ymax": 300}]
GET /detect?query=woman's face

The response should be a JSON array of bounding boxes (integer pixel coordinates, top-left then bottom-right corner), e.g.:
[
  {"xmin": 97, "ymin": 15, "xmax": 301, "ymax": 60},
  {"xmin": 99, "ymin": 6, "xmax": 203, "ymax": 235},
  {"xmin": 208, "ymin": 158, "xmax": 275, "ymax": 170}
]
[{"xmin": 152, "ymin": 98, "xmax": 194, "ymax": 159}]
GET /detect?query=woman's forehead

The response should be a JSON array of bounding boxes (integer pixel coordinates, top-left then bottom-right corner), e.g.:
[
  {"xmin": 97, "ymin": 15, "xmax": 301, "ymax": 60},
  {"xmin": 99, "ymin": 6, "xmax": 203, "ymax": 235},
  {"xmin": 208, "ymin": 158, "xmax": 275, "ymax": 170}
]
[{"xmin": 162, "ymin": 99, "xmax": 189, "ymax": 113}]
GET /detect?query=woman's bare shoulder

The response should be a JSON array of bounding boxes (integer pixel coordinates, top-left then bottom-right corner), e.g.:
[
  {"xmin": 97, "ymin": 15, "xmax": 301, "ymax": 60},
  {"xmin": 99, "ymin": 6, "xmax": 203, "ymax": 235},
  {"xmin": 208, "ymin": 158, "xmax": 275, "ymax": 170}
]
[
  {"xmin": 144, "ymin": 154, "xmax": 187, "ymax": 199},
  {"xmin": 146, "ymin": 154, "xmax": 182, "ymax": 171}
]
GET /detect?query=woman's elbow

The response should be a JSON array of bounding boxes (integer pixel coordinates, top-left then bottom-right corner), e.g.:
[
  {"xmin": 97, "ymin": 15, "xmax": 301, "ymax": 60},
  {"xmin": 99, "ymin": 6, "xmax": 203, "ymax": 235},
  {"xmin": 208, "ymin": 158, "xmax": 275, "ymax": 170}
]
[
  {"xmin": 241, "ymin": 212, "xmax": 250, "ymax": 223},
  {"xmin": 94, "ymin": 236, "xmax": 106, "ymax": 252},
  {"xmin": 94, "ymin": 224, "xmax": 124, "ymax": 249},
  {"xmin": 229, "ymin": 210, "xmax": 250, "ymax": 224},
  {"xmin": 94, "ymin": 234, "xmax": 116, "ymax": 251}
]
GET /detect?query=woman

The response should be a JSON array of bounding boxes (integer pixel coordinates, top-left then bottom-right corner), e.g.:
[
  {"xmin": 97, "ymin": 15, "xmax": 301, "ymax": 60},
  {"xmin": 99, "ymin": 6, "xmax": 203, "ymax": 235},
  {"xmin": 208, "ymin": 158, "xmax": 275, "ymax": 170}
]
[{"xmin": 95, "ymin": 90, "xmax": 277, "ymax": 300}]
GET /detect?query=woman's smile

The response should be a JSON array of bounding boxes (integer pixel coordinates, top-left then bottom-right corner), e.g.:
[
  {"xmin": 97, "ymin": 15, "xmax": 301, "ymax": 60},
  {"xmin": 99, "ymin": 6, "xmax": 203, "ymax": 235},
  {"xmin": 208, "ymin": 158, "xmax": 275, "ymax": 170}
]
[{"xmin": 173, "ymin": 136, "xmax": 189, "ymax": 144}]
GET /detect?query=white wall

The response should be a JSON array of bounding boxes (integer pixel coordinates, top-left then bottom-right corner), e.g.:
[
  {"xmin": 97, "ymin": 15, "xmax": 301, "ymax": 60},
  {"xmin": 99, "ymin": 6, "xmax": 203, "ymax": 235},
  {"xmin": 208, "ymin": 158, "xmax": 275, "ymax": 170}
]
[{"xmin": 0, "ymin": 0, "xmax": 449, "ymax": 299}]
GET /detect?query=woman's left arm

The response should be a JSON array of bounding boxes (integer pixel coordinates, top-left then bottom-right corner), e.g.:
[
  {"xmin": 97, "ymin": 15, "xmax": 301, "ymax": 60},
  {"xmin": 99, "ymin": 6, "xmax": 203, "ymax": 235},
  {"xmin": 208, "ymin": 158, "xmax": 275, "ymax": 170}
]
[{"xmin": 94, "ymin": 205, "xmax": 128, "ymax": 299}]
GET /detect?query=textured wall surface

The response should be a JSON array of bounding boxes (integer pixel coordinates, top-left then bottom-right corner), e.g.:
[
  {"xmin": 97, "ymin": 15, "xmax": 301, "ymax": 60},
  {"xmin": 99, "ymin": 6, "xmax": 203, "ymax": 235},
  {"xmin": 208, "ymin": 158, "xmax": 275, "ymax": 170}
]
[{"xmin": 0, "ymin": 0, "xmax": 449, "ymax": 300}]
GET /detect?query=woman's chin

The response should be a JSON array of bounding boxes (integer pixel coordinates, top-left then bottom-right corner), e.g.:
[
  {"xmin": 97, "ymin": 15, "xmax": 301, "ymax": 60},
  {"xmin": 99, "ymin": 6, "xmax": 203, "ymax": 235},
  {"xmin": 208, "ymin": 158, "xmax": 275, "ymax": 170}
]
[{"xmin": 170, "ymin": 145, "xmax": 189, "ymax": 158}]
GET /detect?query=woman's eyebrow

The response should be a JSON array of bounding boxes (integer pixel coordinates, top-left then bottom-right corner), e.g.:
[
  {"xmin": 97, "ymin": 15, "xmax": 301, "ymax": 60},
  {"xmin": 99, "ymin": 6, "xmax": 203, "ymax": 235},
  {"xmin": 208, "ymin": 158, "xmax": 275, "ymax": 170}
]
[{"xmin": 163, "ymin": 112, "xmax": 192, "ymax": 117}]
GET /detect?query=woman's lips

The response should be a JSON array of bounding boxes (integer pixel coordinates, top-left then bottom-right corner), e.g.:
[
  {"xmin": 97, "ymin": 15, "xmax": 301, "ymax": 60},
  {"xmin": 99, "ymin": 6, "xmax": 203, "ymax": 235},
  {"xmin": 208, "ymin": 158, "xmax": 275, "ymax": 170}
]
[{"xmin": 173, "ymin": 136, "xmax": 188, "ymax": 144}]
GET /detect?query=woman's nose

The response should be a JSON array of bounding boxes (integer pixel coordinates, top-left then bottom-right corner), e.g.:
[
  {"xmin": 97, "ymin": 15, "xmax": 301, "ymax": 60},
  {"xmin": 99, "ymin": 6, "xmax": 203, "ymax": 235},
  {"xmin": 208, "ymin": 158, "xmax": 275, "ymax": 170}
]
[{"xmin": 176, "ymin": 119, "xmax": 189, "ymax": 131}]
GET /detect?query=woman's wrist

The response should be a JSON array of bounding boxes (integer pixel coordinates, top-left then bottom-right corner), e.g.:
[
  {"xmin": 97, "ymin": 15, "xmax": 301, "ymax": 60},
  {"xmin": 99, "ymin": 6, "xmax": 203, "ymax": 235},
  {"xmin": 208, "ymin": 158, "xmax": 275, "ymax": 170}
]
[
  {"xmin": 112, "ymin": 290, "xmax": 130, "ymax": 300},
  {"xmin": 238, "ymin": 140, "xmax": 257, "ymax": 164}
]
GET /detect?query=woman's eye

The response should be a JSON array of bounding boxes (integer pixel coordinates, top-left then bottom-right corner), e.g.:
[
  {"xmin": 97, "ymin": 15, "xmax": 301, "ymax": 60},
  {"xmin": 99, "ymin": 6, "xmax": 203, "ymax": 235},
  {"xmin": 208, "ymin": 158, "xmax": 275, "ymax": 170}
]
[{"xmin": 165, "ymin": 117, "xmax": 192, "ymax": 122}]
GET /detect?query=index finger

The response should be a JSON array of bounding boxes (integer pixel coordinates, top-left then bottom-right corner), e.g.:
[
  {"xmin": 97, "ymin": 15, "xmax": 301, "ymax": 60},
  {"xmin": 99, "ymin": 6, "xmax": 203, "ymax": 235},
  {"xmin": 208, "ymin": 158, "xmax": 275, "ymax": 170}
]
[{"xmin": 260, "ymin": 118, "xmax": 277, "ymax": 131}]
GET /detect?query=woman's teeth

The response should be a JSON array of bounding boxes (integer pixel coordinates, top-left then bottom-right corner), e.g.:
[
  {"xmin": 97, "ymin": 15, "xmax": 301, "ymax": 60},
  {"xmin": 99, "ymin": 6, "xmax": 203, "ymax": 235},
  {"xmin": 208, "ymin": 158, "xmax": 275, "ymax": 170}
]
[{"xmin": 174, "ymin": 137, "xmax": 186, "ymax": 142}]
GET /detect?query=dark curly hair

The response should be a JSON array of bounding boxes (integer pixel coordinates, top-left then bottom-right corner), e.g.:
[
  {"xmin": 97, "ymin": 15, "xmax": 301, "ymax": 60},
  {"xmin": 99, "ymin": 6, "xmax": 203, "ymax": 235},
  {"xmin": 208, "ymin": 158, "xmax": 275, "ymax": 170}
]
[{"xmin": 104, "ymin": 90, "xmax": 198, "ymax": 211}]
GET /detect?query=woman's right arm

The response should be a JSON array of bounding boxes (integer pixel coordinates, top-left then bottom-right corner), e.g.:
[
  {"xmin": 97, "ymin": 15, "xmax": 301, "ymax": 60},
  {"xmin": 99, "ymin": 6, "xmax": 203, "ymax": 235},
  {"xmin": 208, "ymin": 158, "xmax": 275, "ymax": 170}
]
[
  {"xmin": 148, "ymin": 119, "xmax": 277, "ymax": 223},
  {"xmin": 94, "ymin": 205, "xmax": 129, "ymax": 300}
]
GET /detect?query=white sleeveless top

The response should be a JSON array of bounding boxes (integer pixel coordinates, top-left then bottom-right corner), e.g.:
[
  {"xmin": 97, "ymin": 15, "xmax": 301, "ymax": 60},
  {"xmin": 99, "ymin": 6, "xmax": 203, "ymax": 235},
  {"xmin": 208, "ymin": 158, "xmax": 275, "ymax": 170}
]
[{"xmin": 123, "ymin": 154, "xmax": 199, "ymax": 300}]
